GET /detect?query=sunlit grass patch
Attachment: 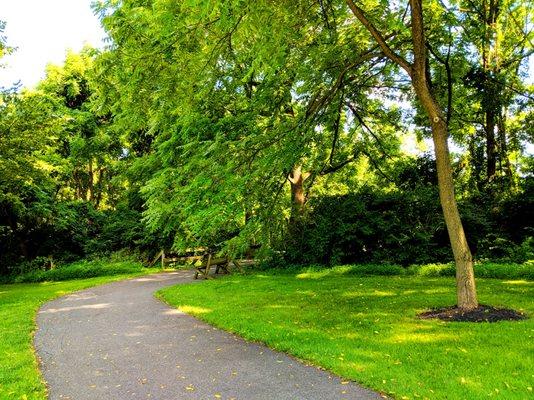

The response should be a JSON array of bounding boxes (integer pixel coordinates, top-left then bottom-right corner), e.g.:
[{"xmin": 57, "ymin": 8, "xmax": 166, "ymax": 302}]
[{"xmin": 179, "ymin": 305, "xmax": 212, "ymax": 314}]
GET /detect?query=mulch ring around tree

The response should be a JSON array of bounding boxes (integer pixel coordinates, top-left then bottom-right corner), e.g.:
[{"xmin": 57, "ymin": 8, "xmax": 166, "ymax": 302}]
[{"xmin": 418, "ymin": 305, "xmax": 527, "ymax": 323}]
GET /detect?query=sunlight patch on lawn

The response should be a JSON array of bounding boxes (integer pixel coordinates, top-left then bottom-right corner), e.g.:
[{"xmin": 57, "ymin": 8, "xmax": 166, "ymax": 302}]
[
  {"xmin": 388, "ymin": 331, "xmax": 457, "ymax": 344},
  {"xmin": 296, "ymin": 271, "xmax": 330, "ymax": 279},
  {"xmin": 502, "ymin": 280, "xmax": 532, "ymax": 285},
  {"xmin": 342, "ymin": 290, "xmax": 397, "ymax": 298},
  {"xmin": 296, "ymin": 289, "xmax": 317, "ymax": 297},
  {"xmin": 423, "ymin": 288, "xmax": 450, "ymax": 294},
  {"xmin": 296, "ymin": 266, "xmax": 355, "ymax": 279},
  {"xmin": 265, "ymin": 304, "xmax": 299, "ymax": 309},
  {"xmin": 179, "ymin": 305, "xmax": 212, "ymax": 314},
  {"xmin": 458, "ymin": 376, "xmax": 483, "ymax": 389}
]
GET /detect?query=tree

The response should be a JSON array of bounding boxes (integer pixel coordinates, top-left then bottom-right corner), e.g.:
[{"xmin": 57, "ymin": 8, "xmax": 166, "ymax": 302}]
[
  {"xmin": 93, "ymin": 0, "xmax": 403, "ymax": 256},
  {"xmin": 460, "ymin": 0, "xmax": 533, "ymax": 190},
  {"xmin": 93, "ymin": 0, "xmax": 533, "ymax": 309},
  {"xmin": 0, "ymin": 49, "xmax": 133, "ymax": 265},
  {"xmin": 0, "ymin": 91, "xmax": 62, "ymax": 261},
  {"xmin": 38, "ymin": 49, "xmax": 123, "ymax": 208},
  {"xmin": 344, "ymin": 0, "xmax": 478, "ymax": 309}
]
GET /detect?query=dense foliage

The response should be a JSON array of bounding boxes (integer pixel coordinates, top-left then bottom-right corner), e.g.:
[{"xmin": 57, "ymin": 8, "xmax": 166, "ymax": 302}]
[
  {"xmin": 285, "ymin": 160, "xmax": 534, "ymax": 266},
  {"xmin": 0, "ymin": 2, "xmax": 532, "ymax": 289}
]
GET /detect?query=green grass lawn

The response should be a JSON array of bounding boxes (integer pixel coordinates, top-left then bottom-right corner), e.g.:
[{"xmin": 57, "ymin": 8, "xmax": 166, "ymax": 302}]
[
  {"xmin": 159, "ymin": 269, "xmax": 534, "ymax": 400},
  {"xmin": 0, "ymin": 261, "xmax": 158, "ymax": 400}
]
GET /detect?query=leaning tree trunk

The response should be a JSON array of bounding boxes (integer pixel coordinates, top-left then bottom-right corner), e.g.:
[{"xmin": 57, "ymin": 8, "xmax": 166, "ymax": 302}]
[
  {"xmin": 346, "ymin": 0, "xmax": 479, "ymax": 309},
  {"xmin": 409, "ymin": 0, "xmax": 478, "ymax": 311},
  {"xmin": 412, "ymin": 75, "xmax": 478, "ymax": 311}
]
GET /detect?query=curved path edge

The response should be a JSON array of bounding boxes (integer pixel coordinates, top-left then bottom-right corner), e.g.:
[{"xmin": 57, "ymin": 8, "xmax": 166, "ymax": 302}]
[{"xmin": 34, "ymin": 270, "xmax": 384, "ymax": 399}]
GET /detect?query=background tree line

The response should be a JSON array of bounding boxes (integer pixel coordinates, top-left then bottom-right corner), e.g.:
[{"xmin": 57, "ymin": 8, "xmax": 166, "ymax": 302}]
[{"xmin": 1, "ymin": 1, "xmax": 532, "ymax": 308}]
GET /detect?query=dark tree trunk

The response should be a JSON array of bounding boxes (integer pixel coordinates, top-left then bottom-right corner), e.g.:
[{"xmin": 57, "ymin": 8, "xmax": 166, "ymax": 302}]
[
  {"xmin": 88, "ymin": 159, "xmax": 94, "ymax": 202},
  {"xmin": 485, "ymin": 109, "xmax": 497, "ymax": 182},
  {"xmin": 497, "ymin": 112, "xmax": 514, "ymax": 186},
  {"xmin": 7, "ymin": 215, "xmax": 29, "ymax": 258},
  {"xmin": 94, "ymin": 168, "xmax": 105, "ymax": 209}
]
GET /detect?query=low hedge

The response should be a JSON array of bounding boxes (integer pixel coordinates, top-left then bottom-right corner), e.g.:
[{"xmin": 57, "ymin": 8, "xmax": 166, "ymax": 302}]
[
  {"xmin": 292, "ymin": 261, "xmax": 534, "ymax": 280},
  {"xmin": 2, "ymin": 260, "xmax": 153, "ymax": 284}
]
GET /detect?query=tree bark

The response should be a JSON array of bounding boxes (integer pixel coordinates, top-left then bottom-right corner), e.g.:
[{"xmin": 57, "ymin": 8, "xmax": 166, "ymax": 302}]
[
  {"xmin": 485, "ymin": 109, "xmax": 497, "ymax": 182},
  {"xmin": 7, "ymin": 215, "xmax": 29, "ymax": 259},
  {"xmin": 497, "ymin": 112, "xmax": 514, "ymax": 185},
  {"xmin": 346, "ymin": 0, "xmax": 478, "ymax": 309},
  {"xmin": 409, "ymin": 0, "xmax": 478, "ymax": 310},
  {"xmin": 88, "ymin": 159, "xmax": 94, "ymax": 202},
  {"xmin": 413, "ymin": 83, "xmax": 478, "ymax": 310},
  {"xmin": 94, "ymin": 167, "xmax": 105, "ymax": 209},
  {"xmin": 74, "ymin": 170, "xmax": 83, "ymax": 200},
  {"xmin": 288, "ymin": 165, "xmax": 306, "ymax": 222}
]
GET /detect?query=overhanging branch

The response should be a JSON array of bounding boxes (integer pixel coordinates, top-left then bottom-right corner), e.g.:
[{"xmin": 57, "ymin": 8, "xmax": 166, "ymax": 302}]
[{"xmin": 345, "ymin": 0, "xmax": 413, "ymax": 75}]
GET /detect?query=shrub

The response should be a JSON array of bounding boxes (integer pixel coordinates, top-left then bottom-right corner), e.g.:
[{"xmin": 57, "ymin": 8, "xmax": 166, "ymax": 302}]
[
  {"xmin": 10, "ymin": 260, "xmax": 148, "ymax": 284},
  {"xmin": 291, "ymin": 262, "xmax": 534, "ymax": 281},
  {"xmin": 284, "ymin": 187, "xmax": 451, "ymax": 266},
  {"xmin": 406, "ymin": 263, "xmax": 456, "ymax": 277},
  {"xmin": 281, "ymin": 180, "xmax": 533, "ymax": 266},
  {"xmin": 474, "ymin": 261, "xmax": 534, "ymax": 280}
]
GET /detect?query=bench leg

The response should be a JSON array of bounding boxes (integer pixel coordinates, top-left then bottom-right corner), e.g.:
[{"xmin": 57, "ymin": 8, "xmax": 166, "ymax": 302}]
[
  {"xmin": 203, "ymin": 254, "xmax": 212, "ymax": 278},
  {"xmin": 232, "ymin": 259, "xmax": 244, "ymax": 273}
]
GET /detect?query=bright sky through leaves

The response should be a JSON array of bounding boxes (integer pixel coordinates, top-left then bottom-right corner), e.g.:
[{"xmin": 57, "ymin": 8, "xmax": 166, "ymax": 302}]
[{"xmin": 0, "ymin": 0, "xmax": 105, "ymax": 89}]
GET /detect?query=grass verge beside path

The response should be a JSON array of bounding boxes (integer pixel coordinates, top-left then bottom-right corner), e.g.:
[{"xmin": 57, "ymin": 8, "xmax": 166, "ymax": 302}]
[
  {"xmin": 159, "ymin": 270, "xmax": 534, "ymax": 400},
  {"xmin": 0, "ymin": 261, "xmax": 160, "ymax": 400}
]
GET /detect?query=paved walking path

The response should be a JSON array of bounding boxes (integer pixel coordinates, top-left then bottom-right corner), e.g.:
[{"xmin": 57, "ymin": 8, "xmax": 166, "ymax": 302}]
[{"xmin": 34, "ymin": 271, "xmax": 383, "ymax": 399}]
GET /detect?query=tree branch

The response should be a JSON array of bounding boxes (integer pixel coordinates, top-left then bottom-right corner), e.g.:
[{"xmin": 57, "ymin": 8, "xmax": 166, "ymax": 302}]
[
  {"xmin": 426, "ymin": 42, "xmax": 453, "ymax": 125},
  {"xmin": 329, "ymin": 87, "xmax": 345, "ymax": 165},
  {"xmin": 345, "ymin": 0, "xmax": 413, "ymax": 75},
  {"xmin": 305, "ymin": 50, "xmax": 379, "ymax": 120},
  {"xmin": 346, "ymin": 101, "xmax": 392, "ymax": 158},
  {"xmin": 409, "ymin": 0, "xmax": 426, "ymax": 78},
  {"xmin": 320, "ymin": 156, "xmax": 356, "ymax": 175}
]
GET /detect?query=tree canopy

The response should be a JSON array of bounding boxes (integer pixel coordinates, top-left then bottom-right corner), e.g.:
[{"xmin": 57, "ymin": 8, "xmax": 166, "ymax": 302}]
[{"xmin": 0, "ymin": 1, "xmax": 532, "ymax": 309}]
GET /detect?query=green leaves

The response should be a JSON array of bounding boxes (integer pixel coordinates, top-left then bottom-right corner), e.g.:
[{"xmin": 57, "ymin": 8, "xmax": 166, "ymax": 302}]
[{"xmin": 89, "ymin": 0, "xmax": 408, "ymax": 255}]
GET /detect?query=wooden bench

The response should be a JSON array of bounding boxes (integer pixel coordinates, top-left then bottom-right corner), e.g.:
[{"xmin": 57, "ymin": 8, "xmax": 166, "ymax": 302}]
[
  {"xmin": 149, "ymin": 249, "xmax": 245, "ymax": 279},
  {"xmin": 194, "ymin": 254, "xmax": 244, "ymax": 279},
  {"xmin": 149, "ymin": 249, "xmax": 206, "ymax": 268}
]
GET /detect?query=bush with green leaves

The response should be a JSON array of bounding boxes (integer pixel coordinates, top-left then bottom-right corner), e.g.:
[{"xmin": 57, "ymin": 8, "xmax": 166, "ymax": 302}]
[
  {"xmin": 5, "ymin": 260, "xmax": 149, "ymax": 284},
  {"xmin": 281, "ymin": 161, "xmax": 533, "ymax": 266},
  {"xmin": 284, "ymin": 187, "xmax": 451, "ymax": 266},
  {"xmin": 276, "ymin": 262, "xmax": 533, "ymax": 281}
]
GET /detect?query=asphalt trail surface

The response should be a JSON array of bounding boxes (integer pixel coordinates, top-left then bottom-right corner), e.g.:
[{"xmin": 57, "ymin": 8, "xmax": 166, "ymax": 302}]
[{"xmin": 34, "ymin": 271, "xmax": 382, "ymax": 399}]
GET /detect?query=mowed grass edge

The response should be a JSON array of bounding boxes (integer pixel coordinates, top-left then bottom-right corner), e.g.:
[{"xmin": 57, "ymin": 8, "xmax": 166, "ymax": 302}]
[
  {"xmin": 0, "ymin": 261, "xmax": 160, "ymax": 400},
  {"xmin": 158, "ymin": 270, "xmax": 534, "ymax": 400}
]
